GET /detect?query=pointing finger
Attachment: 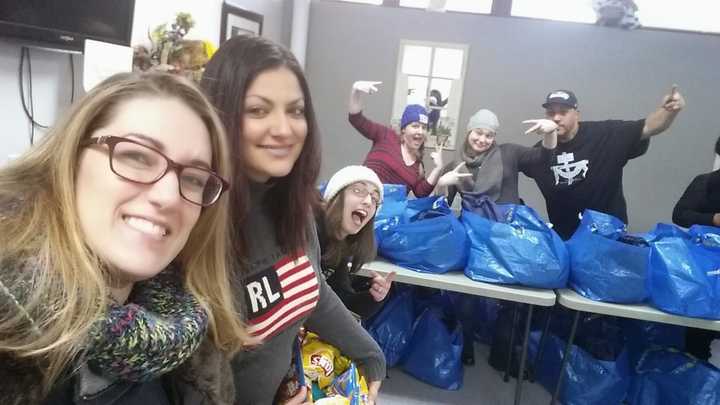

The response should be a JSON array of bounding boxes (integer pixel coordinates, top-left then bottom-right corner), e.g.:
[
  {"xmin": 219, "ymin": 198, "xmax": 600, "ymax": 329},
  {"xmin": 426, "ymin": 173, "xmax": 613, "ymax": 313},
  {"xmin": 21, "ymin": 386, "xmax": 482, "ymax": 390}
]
[
  {"xmin": 453, "ymin": 162, "xmax": 466, "ymax": 172},
  {"xmin": 524, "ymin": 123, "xmax": 541, "ymax": 134}
]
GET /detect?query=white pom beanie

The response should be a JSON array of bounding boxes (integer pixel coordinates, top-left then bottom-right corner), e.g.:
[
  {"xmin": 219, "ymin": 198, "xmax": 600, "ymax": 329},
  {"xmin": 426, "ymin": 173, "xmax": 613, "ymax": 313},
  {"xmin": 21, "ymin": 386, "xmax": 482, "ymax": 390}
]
[{"xmin": 323, "ymin": 165, "xmax": 383, "ymax": 205}]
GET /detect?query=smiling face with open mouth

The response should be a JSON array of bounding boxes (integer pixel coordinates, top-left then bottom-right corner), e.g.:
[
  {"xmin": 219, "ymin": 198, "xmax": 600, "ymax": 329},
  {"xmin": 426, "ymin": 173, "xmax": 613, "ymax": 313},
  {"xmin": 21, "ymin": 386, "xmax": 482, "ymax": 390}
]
[
  {"xmin": 401, "ymin": 122, "xmax": 427, "ymax": 154},
  {"xmin": 339, "ymin": 181, "xmax": 380, "ymax": 239},
  {"xmin": 75, "ymin": 96, "xmax": 210, "ymax": 284}
]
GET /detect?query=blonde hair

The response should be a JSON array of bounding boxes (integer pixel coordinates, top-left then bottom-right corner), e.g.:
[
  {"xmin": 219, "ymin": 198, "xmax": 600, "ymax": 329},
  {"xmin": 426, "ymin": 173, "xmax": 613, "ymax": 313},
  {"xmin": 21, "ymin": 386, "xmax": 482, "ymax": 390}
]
[{"xmin": 0, "ymin": 72, "xmax": 249, "ymax": 392}]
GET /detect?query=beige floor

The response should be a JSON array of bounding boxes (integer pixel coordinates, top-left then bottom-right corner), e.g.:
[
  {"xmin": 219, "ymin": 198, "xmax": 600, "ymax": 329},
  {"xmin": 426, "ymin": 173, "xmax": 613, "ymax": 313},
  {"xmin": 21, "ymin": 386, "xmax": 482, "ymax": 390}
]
[{"xmin": 378, "ymin": 343, "xmax": 552, "ymax": 405}]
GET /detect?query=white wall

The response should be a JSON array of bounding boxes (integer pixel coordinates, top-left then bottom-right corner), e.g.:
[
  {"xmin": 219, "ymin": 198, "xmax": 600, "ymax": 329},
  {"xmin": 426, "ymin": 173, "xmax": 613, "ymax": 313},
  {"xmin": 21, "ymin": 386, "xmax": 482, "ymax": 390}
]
[
  {"xmin": 0, "ymin": 42, "xmax": 78, "ymax": 162},
  {"xmin": 0, "ymin": 0, "xmax": 290, "ymax": 164}
]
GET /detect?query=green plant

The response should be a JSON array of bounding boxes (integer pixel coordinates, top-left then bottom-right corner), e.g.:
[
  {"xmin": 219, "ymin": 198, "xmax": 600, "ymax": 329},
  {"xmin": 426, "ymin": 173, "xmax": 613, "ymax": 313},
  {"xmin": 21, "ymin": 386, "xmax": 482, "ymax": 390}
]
[{"xmin": 149, "ymin": 12, "xmax": 195, "ymax": 65}]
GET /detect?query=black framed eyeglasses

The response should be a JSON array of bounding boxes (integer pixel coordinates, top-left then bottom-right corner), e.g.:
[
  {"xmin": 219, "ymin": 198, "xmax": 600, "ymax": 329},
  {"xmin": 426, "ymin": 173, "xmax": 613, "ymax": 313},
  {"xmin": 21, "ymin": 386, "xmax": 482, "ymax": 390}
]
[{"xmin": 82, "ymin": 135, "xmax": 229, "ymax": 207}]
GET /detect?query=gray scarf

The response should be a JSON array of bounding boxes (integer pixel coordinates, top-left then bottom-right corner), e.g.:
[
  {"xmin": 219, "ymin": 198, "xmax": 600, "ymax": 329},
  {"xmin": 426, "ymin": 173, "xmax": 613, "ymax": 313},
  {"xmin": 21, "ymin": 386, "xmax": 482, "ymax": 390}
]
[{"xmin": 459, "ymin": 142, "xmax": 503, "ymax": 202}]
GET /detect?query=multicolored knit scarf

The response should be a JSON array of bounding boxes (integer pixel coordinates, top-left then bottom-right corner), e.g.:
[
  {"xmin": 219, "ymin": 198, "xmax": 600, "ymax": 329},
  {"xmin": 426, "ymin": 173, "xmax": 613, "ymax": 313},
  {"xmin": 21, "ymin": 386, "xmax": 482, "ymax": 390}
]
[{"xmin": 85, "ymin": 269, "xmax": 208, "ymax": 382}]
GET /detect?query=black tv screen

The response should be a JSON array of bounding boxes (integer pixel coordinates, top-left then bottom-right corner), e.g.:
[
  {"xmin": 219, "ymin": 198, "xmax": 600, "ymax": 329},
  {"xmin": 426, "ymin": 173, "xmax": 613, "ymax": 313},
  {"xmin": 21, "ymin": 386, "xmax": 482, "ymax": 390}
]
[{"xmin": 0, "ymin": 0, "xmax": 135, "ymax": 51}]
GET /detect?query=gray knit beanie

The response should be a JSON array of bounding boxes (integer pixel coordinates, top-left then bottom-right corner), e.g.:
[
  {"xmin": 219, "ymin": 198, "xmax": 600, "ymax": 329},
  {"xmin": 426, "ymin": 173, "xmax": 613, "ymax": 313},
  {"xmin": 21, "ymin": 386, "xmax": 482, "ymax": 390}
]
[{"xmin": 466, "ymin": 109, "xmax": 500, "ymax": 133}]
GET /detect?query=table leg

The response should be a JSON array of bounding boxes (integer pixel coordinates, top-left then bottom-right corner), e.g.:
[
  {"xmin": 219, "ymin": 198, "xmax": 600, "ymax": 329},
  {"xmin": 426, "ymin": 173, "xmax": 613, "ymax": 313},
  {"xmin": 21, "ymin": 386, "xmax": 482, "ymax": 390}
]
[
  {"xmin": 504, "ymin": 303, "xmax": 520, "ymax": 382},
  {"xmin": 530, "ymin": 306, "xmax": 554, "ymax": 383},
  {"xmin": 514, "ymin": 304, "xmax": 534, "ymax": 405},
  {"xmin": 549, "ymin": 310, "xmax": 581, "ymax": 405}
]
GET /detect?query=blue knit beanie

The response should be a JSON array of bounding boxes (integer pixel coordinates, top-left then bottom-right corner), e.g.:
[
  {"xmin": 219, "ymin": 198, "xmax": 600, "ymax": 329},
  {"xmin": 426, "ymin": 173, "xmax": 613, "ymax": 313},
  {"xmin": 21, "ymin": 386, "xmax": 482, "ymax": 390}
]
[{"xmin": 400, "ymin": 104, "xmax": 429, "ymax": 130}]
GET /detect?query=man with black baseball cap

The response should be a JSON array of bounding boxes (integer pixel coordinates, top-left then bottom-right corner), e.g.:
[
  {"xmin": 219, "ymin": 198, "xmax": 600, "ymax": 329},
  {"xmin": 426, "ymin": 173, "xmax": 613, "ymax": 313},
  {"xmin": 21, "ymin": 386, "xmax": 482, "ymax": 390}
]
[{"xmin": 524, "ymin": 86, "xmax": 685, "ymax": 239}]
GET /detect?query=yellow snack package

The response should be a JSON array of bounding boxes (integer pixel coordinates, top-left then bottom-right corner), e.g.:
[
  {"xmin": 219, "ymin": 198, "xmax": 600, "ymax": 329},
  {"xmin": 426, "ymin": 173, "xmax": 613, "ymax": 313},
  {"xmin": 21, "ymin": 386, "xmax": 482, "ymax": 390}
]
[{"xmin": 302, "ymin": 332, "xmax": 341, "ymax": 389}]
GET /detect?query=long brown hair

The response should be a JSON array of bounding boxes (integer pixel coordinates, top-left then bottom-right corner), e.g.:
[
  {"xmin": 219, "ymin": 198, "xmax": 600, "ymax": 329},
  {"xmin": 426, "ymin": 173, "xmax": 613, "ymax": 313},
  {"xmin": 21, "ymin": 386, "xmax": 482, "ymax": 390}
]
[
  {"xmin": 0, "ymin": 72, "xmax": 249, "ymax": 392},
  {"xmin": 322, "ymin": 190, "xmax": 377, "ymax": 273},
  {"xmin": 201, "ymin": 35, "xmax": 321, "ymax": 257}
]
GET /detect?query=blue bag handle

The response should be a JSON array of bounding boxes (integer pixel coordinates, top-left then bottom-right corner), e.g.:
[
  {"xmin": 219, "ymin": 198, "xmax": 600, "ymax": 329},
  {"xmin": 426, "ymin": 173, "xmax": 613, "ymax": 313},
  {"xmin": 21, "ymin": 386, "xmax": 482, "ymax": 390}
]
[
  {"xmin": 578, "ymin": 209, "xmax": 626, "ymax": 239},
  {"xmin": 689, "ymin": 225, "xmax": 720, "ymax": 250}
]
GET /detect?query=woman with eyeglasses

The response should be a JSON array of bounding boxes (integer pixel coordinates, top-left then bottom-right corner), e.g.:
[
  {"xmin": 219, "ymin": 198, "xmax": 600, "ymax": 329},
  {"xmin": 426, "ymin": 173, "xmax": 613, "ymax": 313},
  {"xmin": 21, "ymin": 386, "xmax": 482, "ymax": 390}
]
[
  {"xmin": 0, "ymin": 72, "xmax": 251, "ymax": 404},
  {"xmin": 317, "ymin": 166, "xmax": 395, "ymax": 320},
  {"xmin": 201, "ymin": 36, "xmax": 385, "ymax": 405}
]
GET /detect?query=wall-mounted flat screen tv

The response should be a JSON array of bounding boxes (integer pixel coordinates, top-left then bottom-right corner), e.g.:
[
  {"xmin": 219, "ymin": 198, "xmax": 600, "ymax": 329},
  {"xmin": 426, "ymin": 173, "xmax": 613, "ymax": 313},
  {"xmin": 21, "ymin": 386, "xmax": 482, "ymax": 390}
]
[{"xmin": 0, "ymin": 0, "xmax": 135, "ymax": 52}]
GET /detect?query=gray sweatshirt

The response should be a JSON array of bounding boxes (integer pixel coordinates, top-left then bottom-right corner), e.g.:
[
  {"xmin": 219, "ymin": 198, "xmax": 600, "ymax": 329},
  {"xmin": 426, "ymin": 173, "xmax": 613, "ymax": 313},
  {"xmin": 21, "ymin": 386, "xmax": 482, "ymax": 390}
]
[{"xmin": 231, "ymin": 182, "xmax": 386, "ymax": 404}]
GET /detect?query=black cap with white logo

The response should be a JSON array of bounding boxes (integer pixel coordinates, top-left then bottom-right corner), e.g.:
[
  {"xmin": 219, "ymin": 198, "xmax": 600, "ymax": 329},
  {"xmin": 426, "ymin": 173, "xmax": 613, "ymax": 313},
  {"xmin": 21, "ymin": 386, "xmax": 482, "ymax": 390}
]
[{"xmin": 542, "ymin": 90, "xmax": 578, "ymax": 109}]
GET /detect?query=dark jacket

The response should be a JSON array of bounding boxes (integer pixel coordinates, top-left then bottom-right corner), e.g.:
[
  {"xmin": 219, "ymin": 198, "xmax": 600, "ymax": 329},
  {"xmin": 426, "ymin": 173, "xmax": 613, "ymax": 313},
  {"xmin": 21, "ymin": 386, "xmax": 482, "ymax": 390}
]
[
  {"xmin": 315, "ymin": 212, "xmax": 385, "ymax": 320},
  {"xmin": 0, "ymin": 338, "xmax": 235, "ymax": 405},
  {"xmin": 672, "ymin": 170, "xmax": 720, "ymax": 227}
]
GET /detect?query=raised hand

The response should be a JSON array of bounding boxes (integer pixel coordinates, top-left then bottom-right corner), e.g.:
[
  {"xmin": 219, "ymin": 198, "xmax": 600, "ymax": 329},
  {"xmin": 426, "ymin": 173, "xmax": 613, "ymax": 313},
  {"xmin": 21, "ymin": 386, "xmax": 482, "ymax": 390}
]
[
  {"xmin": 430, "ymin": 141, "xmax": 444, "ymax": 168},
  {"xmin": 369, "ymin": 271, "xmax": 395, "ymax": 302},
  {"xmin": 437, "ymin": 162, "xmax": 472, "ymax": 188},
  {"xmin": 352, "ymin": 81, "xmax": 382, "ymax": 95},
  {"xmin": 662, "ymin": 84, "xmax": 685, "ymax": 112},
  {"xmin": 523, "ymin": 118, "xmax": 558, "ymax": 135}
]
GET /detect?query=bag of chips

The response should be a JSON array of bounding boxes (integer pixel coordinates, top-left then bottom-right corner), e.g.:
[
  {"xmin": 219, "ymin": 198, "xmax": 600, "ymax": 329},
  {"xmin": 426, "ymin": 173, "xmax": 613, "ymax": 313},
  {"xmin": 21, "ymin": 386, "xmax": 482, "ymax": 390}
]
[{"xmin": 302, "ymin": 332, "xmax": 352, "ymax": 389}]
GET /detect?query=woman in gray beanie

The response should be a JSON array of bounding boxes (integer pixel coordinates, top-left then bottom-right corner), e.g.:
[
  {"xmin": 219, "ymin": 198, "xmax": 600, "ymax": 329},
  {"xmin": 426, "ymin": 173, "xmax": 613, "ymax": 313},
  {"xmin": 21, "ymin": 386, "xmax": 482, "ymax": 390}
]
[
  {"xmin": 436, "ymin": 108, "xmax": 558, "ymax": 366},
  {"xmin": 437, "ymin": 109, "xmax": 558, "ymax": 205}
]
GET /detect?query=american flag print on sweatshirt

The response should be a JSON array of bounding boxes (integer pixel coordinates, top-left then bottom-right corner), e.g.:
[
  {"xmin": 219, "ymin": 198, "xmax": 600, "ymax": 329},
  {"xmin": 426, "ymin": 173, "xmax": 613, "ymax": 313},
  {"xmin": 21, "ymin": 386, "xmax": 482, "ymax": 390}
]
[{"xmin": 243, "ymin": 251, "xmax": 320, "ymax": 340}]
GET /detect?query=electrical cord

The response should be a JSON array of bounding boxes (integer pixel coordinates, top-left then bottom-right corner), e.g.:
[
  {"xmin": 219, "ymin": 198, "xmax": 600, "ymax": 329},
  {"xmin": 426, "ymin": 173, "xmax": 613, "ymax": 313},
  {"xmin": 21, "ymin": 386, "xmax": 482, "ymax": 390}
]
[
  {"xmin": 18, "ymin": 47, "xmax": 77, "ymax": 145},
  {"xmin": 19, "ymin": 47, "xmax": 48, "ymax": 145},
  {"xmin": 69, "ymin": 53, "xmax": 75, "ymax": 103}
]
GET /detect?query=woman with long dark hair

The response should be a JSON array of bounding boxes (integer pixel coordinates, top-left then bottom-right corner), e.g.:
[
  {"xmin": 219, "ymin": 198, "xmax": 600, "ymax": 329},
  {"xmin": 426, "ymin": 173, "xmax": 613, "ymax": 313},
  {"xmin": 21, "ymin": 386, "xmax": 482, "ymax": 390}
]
[{"xmin": 202, "ymin": 36, "xmax": 385, "ymax": 404}]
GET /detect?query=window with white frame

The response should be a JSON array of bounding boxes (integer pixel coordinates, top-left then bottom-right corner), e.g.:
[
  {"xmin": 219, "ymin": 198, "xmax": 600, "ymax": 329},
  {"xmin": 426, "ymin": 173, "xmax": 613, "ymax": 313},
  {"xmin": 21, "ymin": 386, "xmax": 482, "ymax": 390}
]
[
  {"xmin": 399, "ymin": 0, "xmax": 493, "ymax": 14},
  {"xmin": 391, "ymin": 40, "xmax": 469, "ymax": 150},
  {"xmin": 333, "ymin": 0, "xmax": 720, "ymax": 35},
  {"xmin": 334, "ymin": 0, "xmax": 383, "ymax": 5},
  {"xmin": 634, "ymin": 0, "xmax": 720, "ymax": 34},
  {"xmin": 511, "ymin": 0, "xmax": 596, "ymax": 24}
]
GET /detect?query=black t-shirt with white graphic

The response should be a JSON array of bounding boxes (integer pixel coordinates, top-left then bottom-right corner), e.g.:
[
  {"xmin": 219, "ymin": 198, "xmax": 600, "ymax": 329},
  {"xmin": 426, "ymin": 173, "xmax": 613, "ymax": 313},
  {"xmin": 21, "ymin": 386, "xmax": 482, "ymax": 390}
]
[{"xmin": 526, "ymin": 119, "xmax": 647, "ymax": 239}]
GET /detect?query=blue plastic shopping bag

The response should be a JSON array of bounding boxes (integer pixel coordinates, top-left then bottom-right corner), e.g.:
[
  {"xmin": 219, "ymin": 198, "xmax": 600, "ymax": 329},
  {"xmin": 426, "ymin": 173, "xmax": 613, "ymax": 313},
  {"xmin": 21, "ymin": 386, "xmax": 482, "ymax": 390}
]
[
  {"xmin": 458, "ymin": 191, "xmax": 511, "ymax": 222},
  {"xmin": 383, "ymin": 183, "xmax": 407, "ymax": 201},
  {"xmin": 529, "ymin": 331, "xmax": 631, "ymax": 405},
  {"xmin": 462, "ymin": 205, "xmax": 569, "ymax": 288},
  {"xmin": 402, "ymin": 307, "xmax": 464, "ymax": 390},
  {"xmin": 567, "ymin": 210, "xmax": 650, "ymax": 303},
  {"xmin": 364, "ymin": 288, "xmax": 415, "ymax": 366},
  {"xmin": 647, "ymin": 224, "xmax": 720, "ymax": 319},
  {"xmin": 376, "ymin": 196, "xmax": 468, "ymax": 274},
  {"xmin": 627, "ymin": 348, "xmax": 720, "ymax": 405},
  {"xmin": 621, "ymin": 319, "xmax": 686, "ymax": 369}
]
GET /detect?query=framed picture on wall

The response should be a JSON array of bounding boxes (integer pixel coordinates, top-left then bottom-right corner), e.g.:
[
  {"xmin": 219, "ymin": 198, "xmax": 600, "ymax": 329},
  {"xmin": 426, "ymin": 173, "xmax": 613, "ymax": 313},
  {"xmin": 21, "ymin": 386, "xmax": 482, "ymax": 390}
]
[{"xmin": 220, "ymin": 2, "xmax": 263, "ymax": 44}]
